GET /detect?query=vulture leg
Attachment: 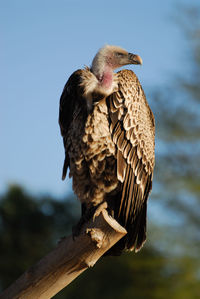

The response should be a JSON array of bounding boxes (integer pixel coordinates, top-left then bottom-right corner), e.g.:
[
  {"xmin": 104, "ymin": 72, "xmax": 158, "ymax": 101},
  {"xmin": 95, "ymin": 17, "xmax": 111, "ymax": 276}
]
[{"xmin": 92, "ymin": 201, "xmax": 108, "ymax": 221}]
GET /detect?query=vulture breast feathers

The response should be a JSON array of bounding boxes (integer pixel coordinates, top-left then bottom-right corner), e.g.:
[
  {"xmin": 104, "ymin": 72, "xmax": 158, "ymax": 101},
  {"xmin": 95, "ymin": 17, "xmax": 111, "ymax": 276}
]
[{"xmin": 59, "ymin": 45, "xmax": 155, "ymax": 253}]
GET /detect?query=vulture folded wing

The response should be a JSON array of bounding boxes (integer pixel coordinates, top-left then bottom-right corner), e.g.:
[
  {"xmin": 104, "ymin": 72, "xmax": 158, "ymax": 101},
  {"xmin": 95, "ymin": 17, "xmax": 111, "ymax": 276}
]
[
  {"xmin": 107, "ymin": 70, "xmax": 155, "ymax": 251},
  {"xmin": 59, "ymin": 69, "xmax": 85, "ymax": 179}
]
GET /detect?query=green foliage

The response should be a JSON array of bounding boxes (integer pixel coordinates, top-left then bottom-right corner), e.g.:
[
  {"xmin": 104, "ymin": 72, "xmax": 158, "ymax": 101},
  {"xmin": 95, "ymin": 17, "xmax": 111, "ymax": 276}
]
[{"xmin": 0, "ymin": 184, "xmax": 78, "ymax": 289}]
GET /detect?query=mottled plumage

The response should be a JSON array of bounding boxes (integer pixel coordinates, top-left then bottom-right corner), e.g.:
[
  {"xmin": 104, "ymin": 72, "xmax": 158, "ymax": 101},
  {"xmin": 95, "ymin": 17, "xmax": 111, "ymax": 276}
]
[{"xmin": 59, "ymin": 45, "xmax": 155, "ymax": 253}]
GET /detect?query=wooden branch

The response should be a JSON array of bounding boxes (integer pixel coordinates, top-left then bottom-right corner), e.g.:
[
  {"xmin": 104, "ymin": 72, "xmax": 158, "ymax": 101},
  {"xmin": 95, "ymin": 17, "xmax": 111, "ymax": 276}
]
[{"xmin": 0, "ymin": 209, "xmax": 127, "ymax": 299}]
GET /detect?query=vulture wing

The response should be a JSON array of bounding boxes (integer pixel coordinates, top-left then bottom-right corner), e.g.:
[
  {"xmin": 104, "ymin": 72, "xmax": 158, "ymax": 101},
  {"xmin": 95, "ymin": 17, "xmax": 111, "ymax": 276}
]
[
  {"xmin": 59, "ymin": 70, "xmax": 86, "ymax": 179},
  {"xmin": 107, "ymin": 70, "xmax": 155, "ymax": 251}
]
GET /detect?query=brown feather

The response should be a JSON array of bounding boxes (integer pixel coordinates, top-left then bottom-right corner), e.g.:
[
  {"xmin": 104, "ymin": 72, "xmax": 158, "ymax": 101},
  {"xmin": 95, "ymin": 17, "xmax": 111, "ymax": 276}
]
[{"xmin": 107, "ymin": 69, "xmax": 155, "ymax": 251}]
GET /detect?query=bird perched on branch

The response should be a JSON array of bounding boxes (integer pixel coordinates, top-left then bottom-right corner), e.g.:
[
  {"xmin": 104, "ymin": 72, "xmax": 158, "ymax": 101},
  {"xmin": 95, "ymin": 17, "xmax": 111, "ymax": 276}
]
[{"xmin": 59, "ymin": 45, "xmax": 155, "ymax": 254}]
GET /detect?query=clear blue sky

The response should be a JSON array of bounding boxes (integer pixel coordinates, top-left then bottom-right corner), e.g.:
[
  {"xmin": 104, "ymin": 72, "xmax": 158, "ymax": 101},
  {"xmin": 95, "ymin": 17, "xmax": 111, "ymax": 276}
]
[{"xmin": 0, "ymin": 0, "xmax": 195, "ymax": 197}]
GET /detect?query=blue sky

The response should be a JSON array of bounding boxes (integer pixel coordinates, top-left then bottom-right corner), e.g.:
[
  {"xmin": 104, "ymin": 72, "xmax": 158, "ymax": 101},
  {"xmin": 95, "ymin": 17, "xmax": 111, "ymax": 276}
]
[{"xmin": 0, "ymin": 0, "xmax": 196, "ymax": 197}]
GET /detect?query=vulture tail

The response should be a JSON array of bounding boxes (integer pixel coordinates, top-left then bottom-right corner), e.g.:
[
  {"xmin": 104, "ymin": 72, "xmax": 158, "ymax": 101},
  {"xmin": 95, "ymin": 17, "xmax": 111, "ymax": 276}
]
[
  {"xmin": 125, "ymin": 201, "xmax": 147, "ymax": 252},
  {"xmin": 105, "ymin": 176, "xmax": 148, "ymax": 255},
  {"xmin": 105, "ymin": 202, "xmax": 147, "ymax": 256}
]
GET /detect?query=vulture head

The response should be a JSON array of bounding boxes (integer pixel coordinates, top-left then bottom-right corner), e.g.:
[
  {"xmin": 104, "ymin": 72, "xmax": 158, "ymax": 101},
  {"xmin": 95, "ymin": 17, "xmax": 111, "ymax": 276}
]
[
  {"xmin": 91, "ymin": 45, "xmax": 142, "ymax": 89},
  {"xmin": 81, "ymin": 45, "xmax": 142, "ymax": 105}
]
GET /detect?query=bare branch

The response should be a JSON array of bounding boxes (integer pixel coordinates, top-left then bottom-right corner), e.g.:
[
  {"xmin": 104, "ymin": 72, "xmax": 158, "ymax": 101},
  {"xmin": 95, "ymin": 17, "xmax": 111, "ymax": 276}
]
[{"xmin": 0, "ymin": 210, "xmax": 127, "ymax": 299}]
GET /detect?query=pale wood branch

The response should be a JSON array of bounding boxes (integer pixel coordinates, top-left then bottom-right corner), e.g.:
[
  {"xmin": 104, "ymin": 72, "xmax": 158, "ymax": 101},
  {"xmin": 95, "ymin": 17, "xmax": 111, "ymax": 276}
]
[{"xmin": 0, "ymin": 209, "xmax": 127, "ymax": 299}]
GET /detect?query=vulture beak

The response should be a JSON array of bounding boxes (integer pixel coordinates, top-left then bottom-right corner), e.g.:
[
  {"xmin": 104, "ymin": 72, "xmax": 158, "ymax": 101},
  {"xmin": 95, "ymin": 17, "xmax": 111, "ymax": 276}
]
[{"xmin": 128, "ymin": 53, "xmax": 143, "ymax": 65}]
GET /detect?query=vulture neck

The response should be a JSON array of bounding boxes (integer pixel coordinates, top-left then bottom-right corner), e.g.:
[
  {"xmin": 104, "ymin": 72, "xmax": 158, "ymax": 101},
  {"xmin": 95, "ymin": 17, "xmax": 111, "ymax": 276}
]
[
  {"xmin": 81, "ymin": 63, "xmax": 118, "ymax": 111},
  {"xmin": 96, "ymin": 68, "xmax": 113, "ymax": 90},
  {"xmin": 91, "ymin": 55, "xmax": 115, "ymax": 91},
  {"xmin": 93, "ymin": 66, "xmax": 113, "ymax": 90}
]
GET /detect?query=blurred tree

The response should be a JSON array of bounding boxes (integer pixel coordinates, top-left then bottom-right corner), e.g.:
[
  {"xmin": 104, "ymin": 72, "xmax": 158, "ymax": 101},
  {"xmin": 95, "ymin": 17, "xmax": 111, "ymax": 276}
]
[
  {"xmin": 149, "ymin": 5, "xmax": 200, "ymax": 259},
  {"xmin": 0, "ymin": 184, "xmax": 78, "ymax": 290}
]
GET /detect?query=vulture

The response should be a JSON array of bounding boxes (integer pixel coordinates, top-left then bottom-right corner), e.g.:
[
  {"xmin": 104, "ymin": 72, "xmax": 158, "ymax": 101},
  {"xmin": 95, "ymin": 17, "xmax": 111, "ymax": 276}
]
[{"xmin": 59, "ymin": 45, "xmax": 155, "ymax": 254}]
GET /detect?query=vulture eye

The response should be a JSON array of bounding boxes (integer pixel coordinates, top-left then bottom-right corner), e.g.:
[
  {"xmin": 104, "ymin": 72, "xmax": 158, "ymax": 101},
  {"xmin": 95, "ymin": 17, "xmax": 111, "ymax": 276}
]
[{"xmin": 116, "ymin": 52, "xmax": 124, "ymax": 58}]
